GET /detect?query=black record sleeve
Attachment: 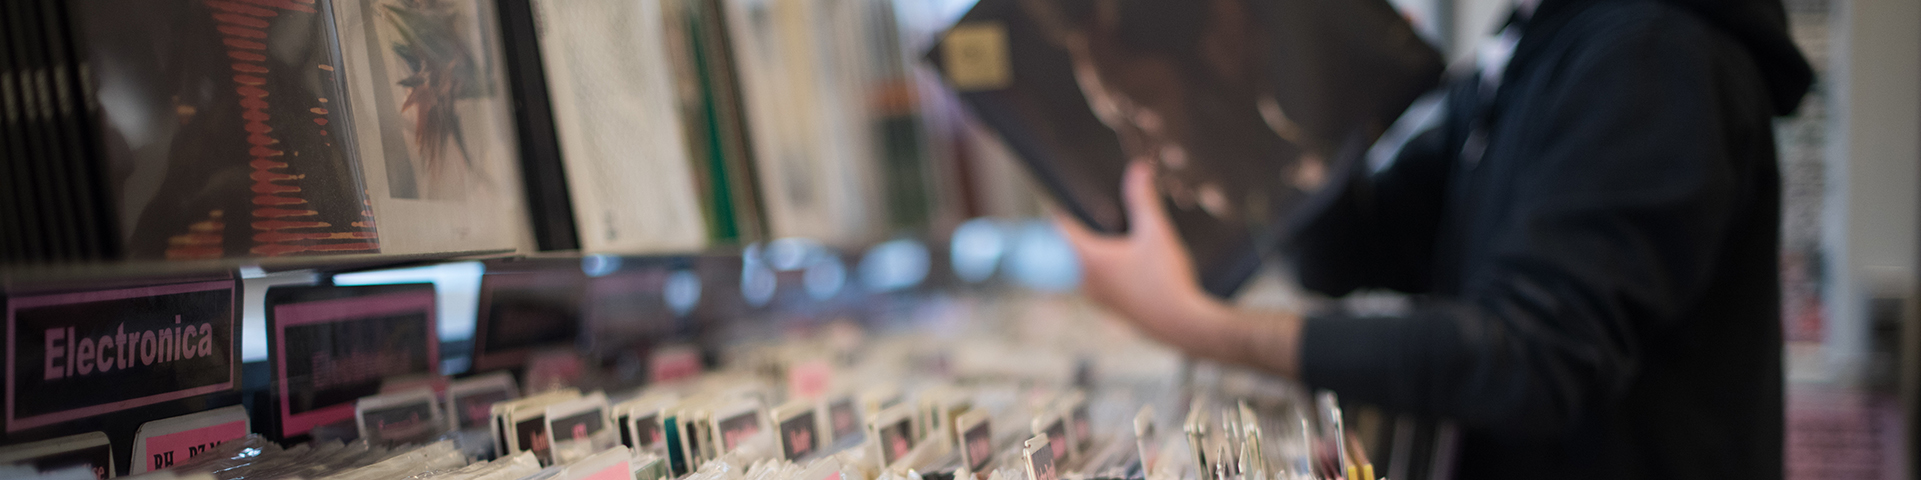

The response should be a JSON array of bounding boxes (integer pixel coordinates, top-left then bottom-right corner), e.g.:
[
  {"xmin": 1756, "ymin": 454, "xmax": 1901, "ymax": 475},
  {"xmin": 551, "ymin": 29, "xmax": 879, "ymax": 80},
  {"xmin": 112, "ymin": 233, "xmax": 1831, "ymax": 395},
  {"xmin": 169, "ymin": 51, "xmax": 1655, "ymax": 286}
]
[
  {"xmin": 0, "ymin": 0, "xmax": 28, "ymax": 262},
  {"xmin": 492, "ymin": 0, "xmax": 579, "ymax": 251},
  {"xmin": 37, "ymin": 0, "xmax": 112, "ymax": 261},
  {"xmin": 67, "ymin": 0, "xmax": 377, "ymax": 261},
  {"xmin": 926, "ymin": 0, "xmax": 1444, "ymax": 297},
  {"xmin": 8, "ymin": 0, "xmax": 67, "ymax": 262}
]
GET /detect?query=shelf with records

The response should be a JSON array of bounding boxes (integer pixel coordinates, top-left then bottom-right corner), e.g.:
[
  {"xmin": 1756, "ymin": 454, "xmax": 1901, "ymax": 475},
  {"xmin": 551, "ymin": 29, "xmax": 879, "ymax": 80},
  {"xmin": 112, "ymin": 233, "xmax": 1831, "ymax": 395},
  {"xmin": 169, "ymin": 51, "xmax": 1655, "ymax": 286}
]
[
  {"xmin": 0, "ymin": 244, "xmax": 1396, "ymax": 480},
  {"xmin": 2, "ymin": 0, "xmax": 1010, "ymax": 271}
]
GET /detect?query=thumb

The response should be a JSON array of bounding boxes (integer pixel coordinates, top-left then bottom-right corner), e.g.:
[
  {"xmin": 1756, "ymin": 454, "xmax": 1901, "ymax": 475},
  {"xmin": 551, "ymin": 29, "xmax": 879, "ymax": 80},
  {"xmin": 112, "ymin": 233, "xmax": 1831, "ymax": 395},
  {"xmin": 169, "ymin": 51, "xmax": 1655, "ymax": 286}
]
[{"xmin": 1121, "ymin": 161, "xmax": 1173, "ymax": 239}]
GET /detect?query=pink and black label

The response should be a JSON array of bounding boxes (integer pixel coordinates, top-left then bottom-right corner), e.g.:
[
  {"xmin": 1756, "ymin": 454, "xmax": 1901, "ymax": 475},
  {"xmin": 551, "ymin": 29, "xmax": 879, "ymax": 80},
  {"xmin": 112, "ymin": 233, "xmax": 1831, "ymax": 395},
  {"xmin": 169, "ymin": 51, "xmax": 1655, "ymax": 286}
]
[
  {"xmin": 779, "ymin": 410, "xmax": 818, "ymax": 461},
  {"xmin": 453, "ymin": 388, "xmax": 515, "ymax": 430},
  {"xmin": 144, "ymin": 420, "xmax": 247, "ymax": 471},
  {"xmin": 6, "ymin": 281, "xmax": 236, "ymax": 432},
  {"xmin": 550, "ymin": 408, "xmax": 605, "ymax": 444},
  {"xmin": 271, "ymin": 288, "xmax": 437, "ymax": 437}
]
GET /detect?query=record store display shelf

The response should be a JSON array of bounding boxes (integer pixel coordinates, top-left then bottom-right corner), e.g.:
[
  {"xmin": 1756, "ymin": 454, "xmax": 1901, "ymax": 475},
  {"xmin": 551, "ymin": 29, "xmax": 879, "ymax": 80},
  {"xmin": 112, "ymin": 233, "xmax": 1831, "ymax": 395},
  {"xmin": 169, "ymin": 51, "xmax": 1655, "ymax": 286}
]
[{"xmin": 0, "ymin": 228, "xmax": 1395, "ymax": 480}]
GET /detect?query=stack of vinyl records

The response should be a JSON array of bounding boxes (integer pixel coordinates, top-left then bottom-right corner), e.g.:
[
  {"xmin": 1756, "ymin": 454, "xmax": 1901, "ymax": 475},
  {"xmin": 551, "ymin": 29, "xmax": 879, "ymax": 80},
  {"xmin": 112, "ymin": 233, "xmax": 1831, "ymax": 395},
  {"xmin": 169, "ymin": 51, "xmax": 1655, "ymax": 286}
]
[{"xmin": 2, "ymin": 0, "xmax": 134, "ymax": 264}]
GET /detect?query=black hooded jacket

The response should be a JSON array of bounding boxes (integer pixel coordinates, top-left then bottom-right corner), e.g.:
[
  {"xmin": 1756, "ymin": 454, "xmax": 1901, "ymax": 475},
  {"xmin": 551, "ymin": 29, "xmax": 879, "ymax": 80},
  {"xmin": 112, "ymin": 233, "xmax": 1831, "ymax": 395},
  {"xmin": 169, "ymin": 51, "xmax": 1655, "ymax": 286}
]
[{"xmin": 1285, "ymin": 0, "xmax": 1812, "ymax": 476}]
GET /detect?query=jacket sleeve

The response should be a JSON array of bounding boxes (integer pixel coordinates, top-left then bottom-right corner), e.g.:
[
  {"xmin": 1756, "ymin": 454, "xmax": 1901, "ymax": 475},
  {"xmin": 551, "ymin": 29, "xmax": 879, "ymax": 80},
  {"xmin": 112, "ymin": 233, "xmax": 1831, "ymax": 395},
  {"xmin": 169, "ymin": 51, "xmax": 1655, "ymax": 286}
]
[{"xmin": 1298, "ymin": 14, "xmax": 1750, "ymax": 436}]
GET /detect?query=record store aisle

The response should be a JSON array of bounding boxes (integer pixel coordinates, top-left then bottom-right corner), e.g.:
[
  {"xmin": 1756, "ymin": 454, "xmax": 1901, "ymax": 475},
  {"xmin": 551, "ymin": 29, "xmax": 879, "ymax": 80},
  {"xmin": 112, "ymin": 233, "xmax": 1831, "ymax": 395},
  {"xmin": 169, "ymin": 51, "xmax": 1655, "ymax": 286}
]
[{"xmin": 1, "ymin": 0, "xmax": 1916, "ymax": 479}]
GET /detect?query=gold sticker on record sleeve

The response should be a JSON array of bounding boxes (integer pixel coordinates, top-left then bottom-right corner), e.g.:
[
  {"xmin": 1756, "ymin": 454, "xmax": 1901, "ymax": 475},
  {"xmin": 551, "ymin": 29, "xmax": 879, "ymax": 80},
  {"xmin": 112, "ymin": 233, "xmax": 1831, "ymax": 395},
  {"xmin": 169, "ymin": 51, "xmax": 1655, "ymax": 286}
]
[{"xmin": 943, "ymin": 22, "xmax": 1013, "ymax": 91}]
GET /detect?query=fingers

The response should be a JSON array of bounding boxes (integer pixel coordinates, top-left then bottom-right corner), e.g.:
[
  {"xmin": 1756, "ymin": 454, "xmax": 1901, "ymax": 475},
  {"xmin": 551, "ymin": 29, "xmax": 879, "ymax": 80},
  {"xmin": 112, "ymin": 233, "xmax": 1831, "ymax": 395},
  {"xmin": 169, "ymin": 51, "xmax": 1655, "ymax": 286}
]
[
  {"xmin": 1121, "ymin": 161, "xmax": 1172, "ymax": 239},
  {"xmin": 1054, "ymin": 213, "xmax": 1122, "ymax": 305}
]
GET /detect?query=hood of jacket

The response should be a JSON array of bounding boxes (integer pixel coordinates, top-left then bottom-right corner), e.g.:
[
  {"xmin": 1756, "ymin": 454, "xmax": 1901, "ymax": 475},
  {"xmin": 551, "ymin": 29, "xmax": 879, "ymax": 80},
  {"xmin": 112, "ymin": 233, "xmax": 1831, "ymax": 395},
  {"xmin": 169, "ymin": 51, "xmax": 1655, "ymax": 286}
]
[{"xmin": 1517, "ymin": 0, "xmax": 1814, "ymax": 115}]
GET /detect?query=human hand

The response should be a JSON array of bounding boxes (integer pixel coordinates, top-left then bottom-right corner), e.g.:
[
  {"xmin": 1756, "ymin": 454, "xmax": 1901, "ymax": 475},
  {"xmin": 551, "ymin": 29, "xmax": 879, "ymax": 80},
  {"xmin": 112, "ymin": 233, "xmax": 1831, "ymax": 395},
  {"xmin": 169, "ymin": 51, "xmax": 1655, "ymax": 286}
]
[
  {"xmin": 1057, "ymin": 162, "xmax": 1231, "ymax": 353},
  {"xmin": 1058, "ymin": 162, "xmax": 1303, "ymax": 377}
]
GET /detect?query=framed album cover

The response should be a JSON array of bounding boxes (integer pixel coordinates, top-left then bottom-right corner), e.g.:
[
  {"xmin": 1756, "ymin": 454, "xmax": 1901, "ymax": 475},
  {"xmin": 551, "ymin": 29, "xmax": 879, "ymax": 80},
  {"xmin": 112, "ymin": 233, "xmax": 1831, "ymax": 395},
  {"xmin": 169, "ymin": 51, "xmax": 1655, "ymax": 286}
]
[{"xmin": 332, "ymin": 0, "xmax": 537, "ymax": 255}]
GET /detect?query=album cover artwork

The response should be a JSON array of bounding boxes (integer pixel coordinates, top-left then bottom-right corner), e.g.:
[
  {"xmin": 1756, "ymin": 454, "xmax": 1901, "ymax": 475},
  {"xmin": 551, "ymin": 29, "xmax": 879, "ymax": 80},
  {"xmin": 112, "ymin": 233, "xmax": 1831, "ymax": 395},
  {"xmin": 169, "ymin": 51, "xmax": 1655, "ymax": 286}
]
[
  {"xmin": 73, "ymin": 0, "xmax": 379, "ymax": 259},
  {"xmin": 928, "ymin": 0, "xmax": 1444, "ymax": 296},
  {"xmin": 333, "ymin": 0, "xmax": 537, "ymax": 255}
]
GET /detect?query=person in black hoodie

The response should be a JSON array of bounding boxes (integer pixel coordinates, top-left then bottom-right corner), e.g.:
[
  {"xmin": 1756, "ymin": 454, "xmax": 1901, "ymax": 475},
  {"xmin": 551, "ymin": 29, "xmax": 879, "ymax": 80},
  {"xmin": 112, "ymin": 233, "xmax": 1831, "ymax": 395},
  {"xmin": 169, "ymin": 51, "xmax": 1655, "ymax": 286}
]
[{"xmin": 1060, "ymin": 0, "xmax": 1812, "ymax": 477}]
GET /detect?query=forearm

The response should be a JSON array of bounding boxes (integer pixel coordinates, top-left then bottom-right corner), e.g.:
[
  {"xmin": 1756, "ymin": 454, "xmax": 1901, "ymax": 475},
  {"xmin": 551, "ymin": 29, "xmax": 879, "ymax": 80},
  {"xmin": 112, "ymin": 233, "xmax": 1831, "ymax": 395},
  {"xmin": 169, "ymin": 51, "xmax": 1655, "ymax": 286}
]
[{"xmin": 1176, "ymin": 302, "xmax": 1305, "ymax": 379}]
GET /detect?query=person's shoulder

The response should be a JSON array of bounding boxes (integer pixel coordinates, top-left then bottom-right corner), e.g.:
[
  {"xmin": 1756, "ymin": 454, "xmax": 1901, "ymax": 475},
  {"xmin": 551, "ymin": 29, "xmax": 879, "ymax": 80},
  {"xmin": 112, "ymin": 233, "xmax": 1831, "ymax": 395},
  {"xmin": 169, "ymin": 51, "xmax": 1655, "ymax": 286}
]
[
  {"xmin": 1540, "ymin": 0, "xmax": 1736, "ymax": 81},
  {"xmin": 1558, "ymin": 0, "xmax": 1728, "ymax": 59}
]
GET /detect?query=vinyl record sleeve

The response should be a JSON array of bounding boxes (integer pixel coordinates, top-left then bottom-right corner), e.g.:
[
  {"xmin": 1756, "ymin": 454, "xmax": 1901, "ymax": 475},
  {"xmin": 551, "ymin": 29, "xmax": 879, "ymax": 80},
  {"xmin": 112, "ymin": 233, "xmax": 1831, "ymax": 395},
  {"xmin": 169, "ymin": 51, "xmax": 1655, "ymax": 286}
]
[
  {"xmin": 692, "ymin": 0, "xmax": 771, "ymax": 243},
  {"xmin": 954, "ymin": 410, "xmax": 992, "ymax": 472},
  {"xmin": 613, "ymin": 391, "xmax": 676, "ymax": 452},
  {"xmin": 531, "ymin": 0, "xmax": 709, "ymax": 254},
  {"xmin": 6, "ymin": 0, "xmax": 70, "ymax": 262},
  {"xmin": 771, "ymin": 400, "xmax": 819, "ymax": 461},
  {"xmin": 491, "ymin": 0, "xmax": 578, "ymax": 251},
  {"xmin": 490, "ymin": 388, "xmax": 580, "ymax": 458},
  {"xmin": 1030, "ymin": 412, "xmax": 1070, "ymax": 467},
  {"xmin": 70, "ymin": 0, "xmax": 379, "ymax": 260},
  {"xmin": 0, "ymin": 1, "xmax": 33, "ymax": 262},
  {"xmin": 4, "ymin": 0, "xmax": 120, "ymax": 264},
  {"xmin": 868, "ymin": 405, "xmax": 915, "ymax": 468},
  {"xmin": 331, "ymin": 0, "xmax": 537, "ymax": 255},
  {"xmin": 53, "ymin": 0, "xmax": 115, "ymax": 262},
  {"xmin": 707, "ymin": 398, "xmax": 763, "ymax": 455},
  {"xmin": 822, "ymin": 395, "xmax": 859, "ymax": 445},
  {"xmin": 662, "ymin": 0, "xmax": 765, "ymax": 244},
  {"xmin": 927, "ymin": 0, "xmax": 1444, "ymax": 297},
  {"xmin": 543, "ymin": 392, "xmax": 613, "ymax": 463},
  {"xmin": 509, "ymin": 402, "xmax": 555, "ymax": 465},
  {"xmin": 1022, "ymin": 433, "xmax": 1057, "ymax": 480},
  {"xmin": 447, "ymin": 372, "xmax": 519, "ymax": 431},
  {"xmin": 721, "ymin": 0, "xmax": 884, "ymax": 245},
  {"xmin": 355, "ymin": 387, "xmax": 445, "ymax": 446},
  {"xmin": 27, "ymin": 0, "xmax": 101, "ymax": 263}
]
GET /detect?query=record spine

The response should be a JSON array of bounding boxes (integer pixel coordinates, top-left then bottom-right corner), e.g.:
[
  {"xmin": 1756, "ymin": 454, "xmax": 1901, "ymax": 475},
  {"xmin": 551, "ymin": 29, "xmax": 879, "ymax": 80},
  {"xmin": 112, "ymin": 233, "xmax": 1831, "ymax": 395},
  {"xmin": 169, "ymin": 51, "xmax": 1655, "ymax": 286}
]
[
  {"xmin": 38, "ymin": 0, "xmax": 117, "ymax": 261},
  {"xmin": 0, "ymin": 1, "xmax": 30, "ymax": 263},
  {"xmin": 495, "ymin": 0, "xmax": 581, "ymax": 251}
]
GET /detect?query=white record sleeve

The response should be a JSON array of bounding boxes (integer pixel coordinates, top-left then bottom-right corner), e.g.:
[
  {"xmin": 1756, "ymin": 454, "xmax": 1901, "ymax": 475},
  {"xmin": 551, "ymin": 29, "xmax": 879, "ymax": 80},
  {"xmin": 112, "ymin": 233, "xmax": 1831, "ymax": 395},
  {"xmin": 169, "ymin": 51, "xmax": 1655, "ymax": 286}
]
[
  {"xmin": 330, "ymin": 0, "xmax": 538, "ymax": 255},
  {"xmin": 355, "ymin": 387, "xmax": 446, "ymax": 446},
  {"xmin": 543, "ymin": 393, "xmax": 615, "ymax": 464},
  {"xmin": 447, "ymin": 372, "xmax": 520, "ymax": 431},
  {"xmin": 531, "ymin": 0, "xmax": 710, "ymax": 253},
  {"xmin": 720, "ymin": 0, "xmax": 884, "ymax": 244}
]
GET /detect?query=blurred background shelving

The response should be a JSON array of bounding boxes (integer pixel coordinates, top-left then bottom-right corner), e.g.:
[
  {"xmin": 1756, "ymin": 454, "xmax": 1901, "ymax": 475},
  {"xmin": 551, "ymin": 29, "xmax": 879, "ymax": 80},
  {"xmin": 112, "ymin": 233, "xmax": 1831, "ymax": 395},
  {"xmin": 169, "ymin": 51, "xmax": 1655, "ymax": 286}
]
[{"xmin": 2, "ymin": 0, "xmax": 1917, "ymax": 478}]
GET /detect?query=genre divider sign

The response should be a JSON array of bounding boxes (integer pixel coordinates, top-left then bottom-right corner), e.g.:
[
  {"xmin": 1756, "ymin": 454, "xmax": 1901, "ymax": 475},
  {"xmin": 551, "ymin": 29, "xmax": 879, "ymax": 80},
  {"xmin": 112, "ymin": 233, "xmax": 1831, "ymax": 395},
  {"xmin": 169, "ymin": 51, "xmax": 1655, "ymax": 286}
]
[{"xmin": 6, "ymin": 281, "xmax": 237, "ymax": 434}]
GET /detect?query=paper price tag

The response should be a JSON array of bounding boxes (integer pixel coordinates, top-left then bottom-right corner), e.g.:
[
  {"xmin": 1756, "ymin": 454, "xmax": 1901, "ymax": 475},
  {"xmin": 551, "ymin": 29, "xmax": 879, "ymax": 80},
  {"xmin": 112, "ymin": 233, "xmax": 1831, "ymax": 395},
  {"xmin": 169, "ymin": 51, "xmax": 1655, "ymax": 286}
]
[
  {"xmin": 131, "ymin": 405, "xmax": 250, "ymax": 474},
  {"xmin": 942, "ymin": 22, "xmax": 1013, "ymax": 91}
]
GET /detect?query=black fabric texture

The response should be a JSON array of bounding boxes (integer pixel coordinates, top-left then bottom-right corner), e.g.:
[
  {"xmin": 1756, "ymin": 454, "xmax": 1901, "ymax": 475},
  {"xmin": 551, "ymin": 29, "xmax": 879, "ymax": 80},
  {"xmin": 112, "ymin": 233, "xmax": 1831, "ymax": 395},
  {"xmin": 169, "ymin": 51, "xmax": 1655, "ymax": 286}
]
[{"xmin": 1283, "ymin": 0, "xmax": 1808, "ymax": 477}]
